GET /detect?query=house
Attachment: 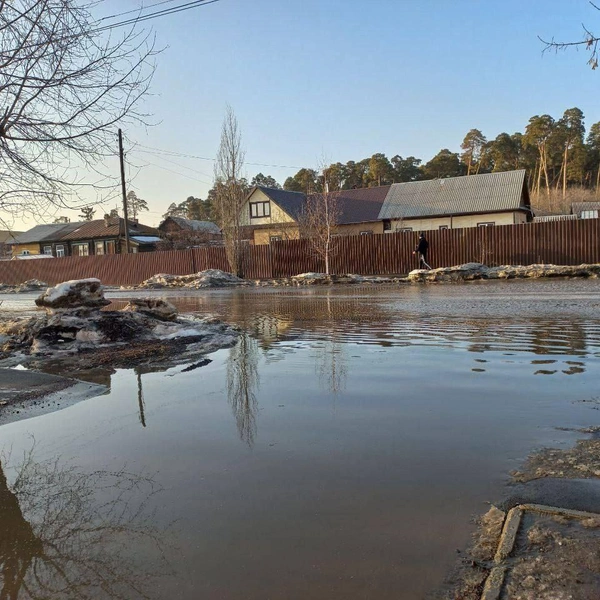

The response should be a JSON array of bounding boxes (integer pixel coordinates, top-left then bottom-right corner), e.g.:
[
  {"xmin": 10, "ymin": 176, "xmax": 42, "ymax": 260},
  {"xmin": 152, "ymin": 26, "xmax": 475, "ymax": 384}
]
[
  {"xmin": 11, "ymin": 222, "xmax": 84, "ymax": 257},
  {"xmin": 238, "ymin": 185, "xmax": 391, "ymax": 245},
  {"xmin": 12, "ymin": 216, "xmax": 160, "ymax": 258},
  {"xmin": 158, "ymin": 217, "xmax": 222, "ymax": 248},
  {"xmin": 378, "ymin": 169, "xmax": 532, "ymax": 232},
  {"xmin": 0, "ymin": 230, "xmax": 23, "ymax": 258},
  {"xmin": 571, "ymin": 202, "xmax": 600, "ymax": 219},
  {"xmin": 60, "ymin": 216, "xmax": 160, "ymax": 255}
]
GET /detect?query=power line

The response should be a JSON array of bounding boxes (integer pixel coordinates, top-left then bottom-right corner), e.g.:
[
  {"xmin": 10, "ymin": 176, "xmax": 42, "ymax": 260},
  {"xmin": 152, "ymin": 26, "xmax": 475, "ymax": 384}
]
[
  {"xmin": 132, "ymin": 148, "xmax": 213, "ymax": 178},
  {"xmin": 99, "ymin": 0, "xmax": 180, "ymax": 23},
  {"xmin": 138, "ymin": 160, "xmax": 213, "ymax": 184},
  {"xmin": 0, "ymin": 0, "xmax": 221, "ymax": 55},
  {"xmin": 94, "ymin": 0, "xmax": 221, "ymax": 34},
  {"xmin": 135, "ymin": 143, "xmax": 304, "ymax": 170}
]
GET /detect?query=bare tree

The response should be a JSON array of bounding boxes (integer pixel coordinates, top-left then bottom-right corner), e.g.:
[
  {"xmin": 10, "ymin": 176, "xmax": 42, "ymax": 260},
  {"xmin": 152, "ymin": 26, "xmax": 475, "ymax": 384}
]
[
  {"xmin": 226, "ymin": 332, "xmax": 260, "ymax": 447},
  {"xmin": 0, "ymin": 447, "xmax": 171, "ymax": 599},
  {"xmin": 213, "ymin": 106, "xmax": 247, "ymax": 276},
  {"xmin": 540, "ymin": 4, "xmax": 600, "ymax": 69},
  {"xmin": 299, "ymin": 167, "xmax": 342, "ymax": 275},
  {"xmin": 0, "ymin": 1, "xmax": 156, "ymax": 223}
]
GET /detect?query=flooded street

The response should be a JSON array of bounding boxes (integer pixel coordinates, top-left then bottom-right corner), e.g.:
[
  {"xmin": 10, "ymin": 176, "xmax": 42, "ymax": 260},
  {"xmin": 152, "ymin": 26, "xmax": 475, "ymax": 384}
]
[{"xmin": 2, "ymin": 279, "xmax": 600, "ymax": 599}]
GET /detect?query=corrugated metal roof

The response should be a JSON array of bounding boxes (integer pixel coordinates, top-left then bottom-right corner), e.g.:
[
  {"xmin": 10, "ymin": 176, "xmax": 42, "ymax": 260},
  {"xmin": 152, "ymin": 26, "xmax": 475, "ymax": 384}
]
[
  {"xmin": 13, "ymin": 222, "xmax": 84, "ymax": 244},
  {"xmin": 378, "ymin": 170, "xmax": 529, "ymax": 220},
  {"xmin": 162, "ymin": 217, "xmax": 221, "ymax": 233},
  {"xmin": 61, "ymin": 218, "xmax": 158, "ymax": 240},
  {"xmin": 572, "ymin": 202, "xmax": 600, "ymax": 216}
]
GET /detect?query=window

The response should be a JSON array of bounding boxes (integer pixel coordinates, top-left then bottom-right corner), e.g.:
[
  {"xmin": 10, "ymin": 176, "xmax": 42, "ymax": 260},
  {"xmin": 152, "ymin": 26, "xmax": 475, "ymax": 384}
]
[
  {"xmin": 400, "ymin": 227, "xmax": 413, "ymax": 233},
  {"xmin": 105, "ymin": 240, "xmax": 116, "ymax": 254},
  {"xmin": 43, "ymin": 246, "xmax": 52, "ymax": 255},
  {"xmin": 56, "ymin": 245, "xmax": 65, "ymax": 257},
  {"xmin": 249, "ymin": 201, "xmax": 271, "ymax": 218},
  {"xmin": 360, "ymin": 230, "xmax": 373, "ymax": 235},
  {"xmin": 477, "ymin": 222, "xmax": 495, "ymax": 227},
  {"xmin": 439, "ymin": 225, "xmax": 449, "ymax": 230},
  {"xmin": 21, "ymin": 249, "xmax": 30, "ymax": 256},
  {"xmin": 581, "ymin": 210, "xmax": 599, "ymax": 219},
  {"xmin": 73, "ymin": 243, "xmax": 89, "ymax": 256},
  {"xmin": 269, "ymin": 235, "xmax": 282, "ymax": 242},
  {"xmin": 383, "ymin": 219, "xmax": 391, "ymax": 231},
  {"xmin": 95, "ymin": 241, "xmax": 105, "ymax": 255}
]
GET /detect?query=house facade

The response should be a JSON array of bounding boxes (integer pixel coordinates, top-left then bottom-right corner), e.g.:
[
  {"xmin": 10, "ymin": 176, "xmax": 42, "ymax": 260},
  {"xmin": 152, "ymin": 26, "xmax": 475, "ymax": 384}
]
[
  {"xmin": 0, "ymin": 230, "xmax": 23, "ymax": 259},
  {"xmin": 238, "ymin": 185, "xmax": 390, "ymax": 245},
  {"xmin": 61, "ymin": 216, "xmax": 159, "ymax": 255},
  {"xmin": 12, "ymin": 222, "xmax": 83, "ymax": 257},
  {"xmin": 378, "ymin": 170, "xmax": 532, "ymax": 232},
  {"xmin": 12, "ymin": 216, "xmax": 159, "ymax": 257}
]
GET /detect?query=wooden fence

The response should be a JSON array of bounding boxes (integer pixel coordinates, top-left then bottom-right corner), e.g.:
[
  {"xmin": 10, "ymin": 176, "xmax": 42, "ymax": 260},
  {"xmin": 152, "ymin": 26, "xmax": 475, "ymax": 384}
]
[{"xmin": 2, "ymin": 219, "xmax": 600, "ymax": 286}]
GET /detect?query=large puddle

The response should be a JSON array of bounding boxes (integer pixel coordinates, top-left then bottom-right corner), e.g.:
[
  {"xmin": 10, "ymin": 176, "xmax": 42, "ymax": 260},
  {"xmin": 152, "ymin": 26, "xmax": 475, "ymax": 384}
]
[{"xmin": 1, "ymin": 279, "xmax": 600, "ymax": 599}]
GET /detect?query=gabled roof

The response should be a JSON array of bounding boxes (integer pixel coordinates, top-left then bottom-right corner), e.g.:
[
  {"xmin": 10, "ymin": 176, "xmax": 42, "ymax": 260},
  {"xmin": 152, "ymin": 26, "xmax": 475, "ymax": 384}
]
[
  {"xmin": 253, "ymin": 185, "xmax": 390, "ymax": 225},
  {"xmin": 572, "ymin": 202, "xmax": 600, "ymax": 217},
  {"xmin": 0, "ymin": 230, "xmax": 23, "ymax": 244},
  {"xmin": 378, "ymin": 170, "xmax": 530, "ymax": 220},
  {"xmin": 255, "ymin": 186, "xmax": 306, "ymax": 220},
  {"xmin": 332, "ymin": 186, "xmax": 390, "ymax": 224},
  {"xmin": 13, "ymin": 222, "xmax": 84, "ymax": 244},
  {"xmin": 161, "ymin": 216, "xmax": 221, "ymax": 233},
  {"xmin": 61, "ymin": 218, "xmax": 158, "ymax": 240}
]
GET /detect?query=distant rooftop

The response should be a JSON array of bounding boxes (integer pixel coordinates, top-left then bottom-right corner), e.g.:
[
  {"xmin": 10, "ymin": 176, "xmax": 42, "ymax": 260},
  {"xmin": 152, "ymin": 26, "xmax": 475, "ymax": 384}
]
[
  {"xmin": 378, "ymin": 170, "xmax": 530, "ymax": 220},
  {"xmin": 13, "ymin": 222, "xmax": 84, "ymax": 244},
  {"xmin": 161, "ymin": 216, "xmax": 221, "ymax": 234}
]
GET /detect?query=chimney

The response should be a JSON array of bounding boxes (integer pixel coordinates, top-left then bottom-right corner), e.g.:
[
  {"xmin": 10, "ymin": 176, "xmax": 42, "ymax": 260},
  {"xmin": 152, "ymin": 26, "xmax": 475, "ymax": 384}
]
[{"xmin": 104, "ymin": 214, "xmax": 110, "ymax": 227}]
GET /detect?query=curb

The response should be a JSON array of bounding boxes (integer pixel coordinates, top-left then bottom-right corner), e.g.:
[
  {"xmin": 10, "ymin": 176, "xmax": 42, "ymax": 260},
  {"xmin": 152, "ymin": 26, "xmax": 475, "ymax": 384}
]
[{"xmin": 480, "ymin": 503, "xmax": 600, "ymax": 600}]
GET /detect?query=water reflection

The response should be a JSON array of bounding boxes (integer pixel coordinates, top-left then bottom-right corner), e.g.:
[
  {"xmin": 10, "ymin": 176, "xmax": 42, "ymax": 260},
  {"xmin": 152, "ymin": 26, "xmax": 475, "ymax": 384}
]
[
  {"xmin": 314, "ymin": 293, "xmax": 348, "ymax": 395},
  {"xmin": 0, "ymin": 449, "xmax": 170, "ymax": 599},
  {"xmin": 227, "ymin": 333, "xmax": 260, "ymax": 446},
  {"xmin": 114, "ymin": 288, "xmax": 600, "ymax": 376}
]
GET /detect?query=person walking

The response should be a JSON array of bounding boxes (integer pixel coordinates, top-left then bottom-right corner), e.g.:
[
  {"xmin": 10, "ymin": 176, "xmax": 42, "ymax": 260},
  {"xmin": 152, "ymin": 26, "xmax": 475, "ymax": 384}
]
[{"xmin": 413, "ymin": 233, "xmax": 431, "ymax": 270}]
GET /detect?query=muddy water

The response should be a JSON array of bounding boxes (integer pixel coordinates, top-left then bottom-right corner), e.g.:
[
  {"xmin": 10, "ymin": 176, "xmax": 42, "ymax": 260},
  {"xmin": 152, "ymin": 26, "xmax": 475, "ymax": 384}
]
[{"xmin": 2, "ymin": 279, "xmax": 600, "ymax": 599}]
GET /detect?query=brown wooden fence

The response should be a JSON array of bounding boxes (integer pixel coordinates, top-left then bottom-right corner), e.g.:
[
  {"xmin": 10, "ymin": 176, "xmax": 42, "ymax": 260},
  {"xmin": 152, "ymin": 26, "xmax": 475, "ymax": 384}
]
[{"xmin": 2, "ymin": 219, "xmax": 600, "ymax": 286}]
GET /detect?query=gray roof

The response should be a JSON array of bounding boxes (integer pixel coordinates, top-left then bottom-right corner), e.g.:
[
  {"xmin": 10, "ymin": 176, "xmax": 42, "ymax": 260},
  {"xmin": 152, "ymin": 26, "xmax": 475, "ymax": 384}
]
[
  {"xmin": 13, "ymin": 222, "xmax": 84, "ymax": 244},
  {"xmin": 163, "ymin": 216, "xmax": 221, "ymax": 233},
  {"xmin": 572, "ymin": 202, "xmax": 600, "ymax": 216},
  {"xmin": 378, "ymin": 170, "xmax": 530, "ymax": 220},
  {"xmin": 256, "ymin": 186, "xmax": 306, "ymax": 220}
]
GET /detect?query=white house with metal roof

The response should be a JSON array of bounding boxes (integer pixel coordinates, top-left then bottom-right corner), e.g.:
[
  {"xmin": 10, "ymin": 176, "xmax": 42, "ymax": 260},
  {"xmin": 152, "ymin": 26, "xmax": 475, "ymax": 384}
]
[{"xmin": 378, "ymin": 169, "xmax": 532, "ymax": 232}]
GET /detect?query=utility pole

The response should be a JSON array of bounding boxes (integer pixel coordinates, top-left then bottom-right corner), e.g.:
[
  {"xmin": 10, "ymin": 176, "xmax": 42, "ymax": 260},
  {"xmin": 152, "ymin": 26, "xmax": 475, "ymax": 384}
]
[{"xmin": 118, "ymin": 129, "xmax": 131, "ymax": 254}]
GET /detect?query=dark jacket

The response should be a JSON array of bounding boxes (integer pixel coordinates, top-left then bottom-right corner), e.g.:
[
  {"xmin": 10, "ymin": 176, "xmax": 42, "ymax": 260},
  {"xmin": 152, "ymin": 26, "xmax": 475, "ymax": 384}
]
[{"xmin": 416, "ymin": 236, "xmax": 429, "ymax": 254}]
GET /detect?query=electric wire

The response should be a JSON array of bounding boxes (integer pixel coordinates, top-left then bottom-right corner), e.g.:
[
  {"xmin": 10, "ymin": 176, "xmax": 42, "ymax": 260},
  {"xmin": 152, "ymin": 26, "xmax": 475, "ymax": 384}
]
[
  {"xmin": 98, "ymin": 0, "xmax": 180, "ymax": 22},
  {"xmin": 94, "ymin": 0, "xmax": 221, "ymax": 33},
  {"xmin": 135, "ymin": 143, "xmax": 303, "ymax": 170}
]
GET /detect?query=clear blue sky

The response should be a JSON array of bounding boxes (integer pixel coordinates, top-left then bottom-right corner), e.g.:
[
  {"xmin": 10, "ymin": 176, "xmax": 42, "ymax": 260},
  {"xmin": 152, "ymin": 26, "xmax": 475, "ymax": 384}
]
[{"xmin": 17, "ymin": 0, "xmax": 600, "ymax": 228}]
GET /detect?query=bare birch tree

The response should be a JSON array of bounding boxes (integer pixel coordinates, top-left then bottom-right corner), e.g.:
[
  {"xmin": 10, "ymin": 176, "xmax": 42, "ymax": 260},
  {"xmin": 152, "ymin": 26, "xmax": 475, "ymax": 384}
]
[
  {"xmin": 213, "ymin": 106, "xmax": 247, "ymax": 276},
  {"xmin": 0, "ymin": 1, "xmax": 156, "ymax": 223},
  {"xmin": 300, "ymin": 168, "xmax": 342, "ymax": 275}
]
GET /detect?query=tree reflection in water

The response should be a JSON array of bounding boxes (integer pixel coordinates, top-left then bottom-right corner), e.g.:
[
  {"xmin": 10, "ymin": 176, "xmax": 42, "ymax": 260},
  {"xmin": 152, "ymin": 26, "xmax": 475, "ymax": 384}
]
[
  {"xmin": 315, "ymin": 292, "xmax": 348, "ymax": 395},
  {"xmin": 227, "ymin": 333, "xmax": 260, "ymax": 447},
  {"xmin": 0, "ymin": 448, "xmax": 171, "ymax": 599}
]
